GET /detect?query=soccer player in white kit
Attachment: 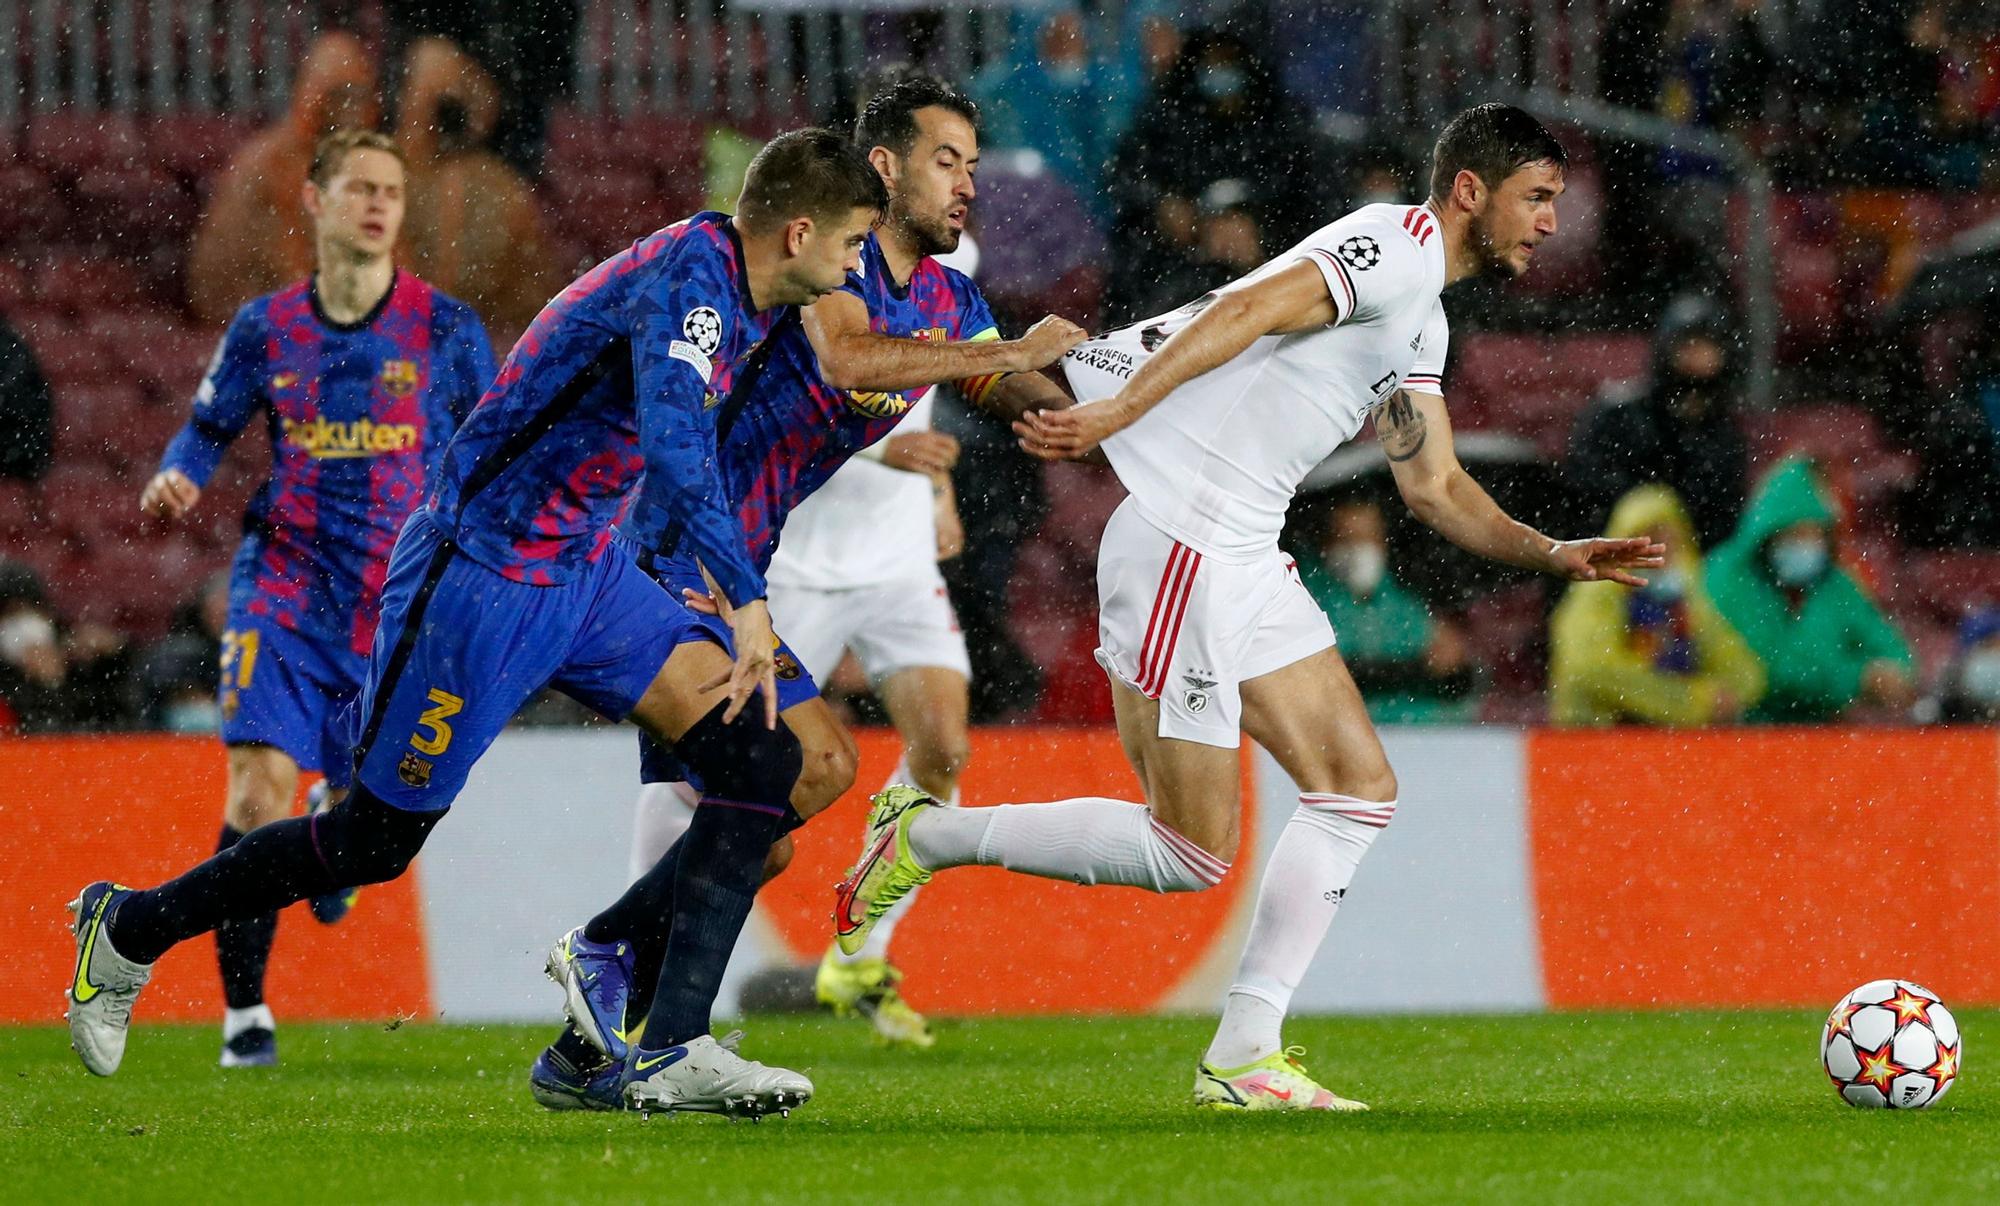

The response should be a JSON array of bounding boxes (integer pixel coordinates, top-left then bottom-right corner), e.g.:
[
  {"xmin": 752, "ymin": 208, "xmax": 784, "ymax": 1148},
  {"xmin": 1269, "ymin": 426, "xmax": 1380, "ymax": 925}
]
[{"xmin": 835, "ymin": 104, "xmax": 1665, "ymax": 1109}]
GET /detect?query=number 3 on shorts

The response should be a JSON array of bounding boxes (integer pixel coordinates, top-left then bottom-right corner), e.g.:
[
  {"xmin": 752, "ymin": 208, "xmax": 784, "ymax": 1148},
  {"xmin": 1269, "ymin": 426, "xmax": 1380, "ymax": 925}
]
[{"xmin": 410, "ymin": 688, "xmax": 465, "ymax": 755}]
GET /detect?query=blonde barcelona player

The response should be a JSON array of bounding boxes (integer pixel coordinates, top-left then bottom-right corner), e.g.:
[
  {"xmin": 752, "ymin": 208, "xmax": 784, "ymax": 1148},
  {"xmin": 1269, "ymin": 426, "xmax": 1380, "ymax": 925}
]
[{"xmin": 834, "ymin": 103, "xmax": 1664, "ymax": 1110}]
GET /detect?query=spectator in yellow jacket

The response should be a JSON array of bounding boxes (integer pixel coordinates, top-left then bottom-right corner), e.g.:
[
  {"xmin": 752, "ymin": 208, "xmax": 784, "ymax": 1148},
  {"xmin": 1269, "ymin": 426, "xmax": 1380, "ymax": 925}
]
[{"xmin": 1550, "ymin": 483, "xmax": 1764, "ymax": 726}]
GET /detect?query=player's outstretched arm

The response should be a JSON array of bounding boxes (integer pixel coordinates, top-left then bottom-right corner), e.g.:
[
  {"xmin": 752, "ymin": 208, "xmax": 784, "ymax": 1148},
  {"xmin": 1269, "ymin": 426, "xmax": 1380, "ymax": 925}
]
[
  {"xmin": 1381, "ymin": 388, "xmax": 1664, "ymax": 586},
  {"xmin": 1015, "ymin": 260, "xmax": 1337, "ymax": 461},
  {"xmin": 143, "ymin": 308, "xmax": 267, "ymax": 520},
  {"xmin": 802, "ymin": 291, "xmax": 1083, "ymax": 392}
]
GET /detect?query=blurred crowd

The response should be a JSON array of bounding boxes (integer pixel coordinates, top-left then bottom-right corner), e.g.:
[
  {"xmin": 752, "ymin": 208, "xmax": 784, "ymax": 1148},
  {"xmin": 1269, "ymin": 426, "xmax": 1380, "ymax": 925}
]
[{"xmin": 4, "ymin": 0, "xmax": 1999, "ymax": 735}]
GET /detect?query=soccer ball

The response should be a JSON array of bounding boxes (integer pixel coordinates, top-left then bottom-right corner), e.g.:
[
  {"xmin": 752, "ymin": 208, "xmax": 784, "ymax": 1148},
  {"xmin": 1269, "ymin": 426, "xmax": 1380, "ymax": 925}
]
[{"xmin": 1820, "ymin": 979, "xmax": 1961, "ymax": 1109}]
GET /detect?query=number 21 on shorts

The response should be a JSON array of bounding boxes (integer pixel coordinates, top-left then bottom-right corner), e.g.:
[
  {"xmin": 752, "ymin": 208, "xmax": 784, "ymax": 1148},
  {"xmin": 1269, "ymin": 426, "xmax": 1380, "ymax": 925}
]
[{"xmin": 409, "ymin": 688, "xmax": 464, "ymax": 755}]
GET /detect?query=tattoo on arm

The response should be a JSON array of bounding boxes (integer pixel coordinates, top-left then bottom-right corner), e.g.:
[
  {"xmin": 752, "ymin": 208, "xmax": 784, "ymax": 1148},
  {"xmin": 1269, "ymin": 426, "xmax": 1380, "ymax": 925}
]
[{"xmin": 1376, "ymin": 388, "xmax": 1428, "ymax": 462}]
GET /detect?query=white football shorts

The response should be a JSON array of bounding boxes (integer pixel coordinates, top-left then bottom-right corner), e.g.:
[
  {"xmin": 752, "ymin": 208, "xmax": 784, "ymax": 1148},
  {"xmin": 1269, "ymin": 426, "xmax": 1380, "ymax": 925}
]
[
  {"xmin": 1094, "ymin": 497, "xmax": 1335, "ymax": 748},
  {"xmin": 767, "ymin": 571, "xmax": 972, "ymax": 687}
]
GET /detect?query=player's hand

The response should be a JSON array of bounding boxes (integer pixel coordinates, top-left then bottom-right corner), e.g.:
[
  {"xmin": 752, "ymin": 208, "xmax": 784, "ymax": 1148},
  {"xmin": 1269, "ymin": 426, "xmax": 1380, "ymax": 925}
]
[
  {"xmin": 708, "ymin": 598, "xmax": 779, "ymax": 728},
  {"xmin": 1013, "ymin": 398, "xmax": 1132, "ymax": 461},
  {"xmin": 882, "ymin": 431, "xmax": 960, "ymax": 476},
  {"xmin": 679, "ymin": 586, "xmax": 721, "ymax": 616},
  {"xmin": 1546, "ymin": 537, "xmax": 1666, "ymax": 587},
  {"xmin": 1008, "ymin": 315, "xmax": 1087, "ymax": 372},
  {"xmin": 934, "ymin": 477, "xmax": 964, "ymax": 562},
  {"xmin": 139, "ymin": 469, "xmax": 201, "ymax": 520}
]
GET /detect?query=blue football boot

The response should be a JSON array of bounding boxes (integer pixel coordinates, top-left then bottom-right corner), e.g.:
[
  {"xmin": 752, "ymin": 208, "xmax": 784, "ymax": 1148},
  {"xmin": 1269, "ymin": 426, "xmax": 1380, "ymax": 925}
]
[
  {"xmin": 543, "ymin": 926, "xmax": 635, "ymax": 1063},
  {"xmin": 528, "ymin": 1044, "xmax": 623, "ymax": 1111},
  {"xmin": 220, "ymin": 1025, "xmax": 278, "ymax": 1068},
  {"xmin": 305, "ymin": 783, "xmax": 360, "ymax": 925}
]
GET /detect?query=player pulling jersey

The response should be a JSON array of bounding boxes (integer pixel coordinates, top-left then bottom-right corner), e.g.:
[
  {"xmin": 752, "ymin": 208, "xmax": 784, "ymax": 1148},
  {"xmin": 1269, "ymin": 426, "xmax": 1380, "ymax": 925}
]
[
  {"xmin": 636, "ymin": 230, "xmax": 1001, "ymax": 780},
  {"xmin": 763, "ymin": 233, "xmax": 985, "ymax": 684},
  {"xmin": 162, "ymin": 271, "xmax": 493, "ymax": 779},
  {"xmin": 353, "ymin": 211, "xmax": 783, "ymax": 810},
  {"xmin": 1062, "ymin": 202, "xmax": 1448, "ymax": 745}
]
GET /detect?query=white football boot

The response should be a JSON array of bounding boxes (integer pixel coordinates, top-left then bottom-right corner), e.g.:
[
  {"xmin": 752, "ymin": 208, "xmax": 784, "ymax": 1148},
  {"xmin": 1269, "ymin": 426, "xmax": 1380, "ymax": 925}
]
[
  {"xmin": 66, "ymin": 882, "xmax": 154, "ymax": 1076},
  {"xmin": 622, "ymin": 1031, "xmax": 813, "ymax": 1119}
]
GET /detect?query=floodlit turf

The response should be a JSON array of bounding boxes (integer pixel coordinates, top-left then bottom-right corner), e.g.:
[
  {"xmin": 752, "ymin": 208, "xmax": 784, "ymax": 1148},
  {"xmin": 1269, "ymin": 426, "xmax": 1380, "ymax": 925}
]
[{"xmin": 2, "ymin": 1011, "xmax": 1993, "ymax": 1204}]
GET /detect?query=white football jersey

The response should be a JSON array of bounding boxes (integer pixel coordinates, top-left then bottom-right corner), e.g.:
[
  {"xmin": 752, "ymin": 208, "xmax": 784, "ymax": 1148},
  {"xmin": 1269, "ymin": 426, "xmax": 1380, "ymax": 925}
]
[
  {"xmin": 1064, "ymin": 202, "xmax": 1450, "ymax": 561},
  {"xmin": 765, "ymin": 234, "xmax": 981, "ymax": 591}
]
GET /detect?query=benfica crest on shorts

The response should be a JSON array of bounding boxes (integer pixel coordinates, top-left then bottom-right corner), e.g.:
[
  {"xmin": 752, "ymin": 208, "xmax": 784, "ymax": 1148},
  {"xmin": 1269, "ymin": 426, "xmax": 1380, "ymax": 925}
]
[
  {"xmin": 1183, "ymin": 673, "xmax": 1217, "ymax": 714},
  {"xmin": 397, "ymin": 752, "xmax": 433, "ymax": 788},
  {"xmin": 378, "ymin": 358, "xmax": 420, "ymax": 398}
]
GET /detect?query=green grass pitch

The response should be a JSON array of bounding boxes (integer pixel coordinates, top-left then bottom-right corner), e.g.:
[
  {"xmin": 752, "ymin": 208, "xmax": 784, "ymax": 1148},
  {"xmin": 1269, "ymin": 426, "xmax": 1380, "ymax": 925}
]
[{"xmin": 2, "ymin": 1012, "xmax": 1992, "ymax": 1204}]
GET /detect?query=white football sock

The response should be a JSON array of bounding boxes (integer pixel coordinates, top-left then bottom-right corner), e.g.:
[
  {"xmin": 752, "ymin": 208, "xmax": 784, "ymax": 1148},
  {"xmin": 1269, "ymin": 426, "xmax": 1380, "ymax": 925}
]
[
  {"xmin": 628, "ymin": 781, "xmax": 699, "ymax": 885},
  {"xmin": 838, "ymin": 758, "xmax": 961, "ymax": 965},
  {"xmin": 906, "ymin": 796, "xmax": 1226, "ymax": 893},
  {"xmin": 223, "ymin": 1003, "xmax": 276, "ymax": 1041},
  {"xmin": 1205, "ymin": 793, "xmax": 1396, "ymax": 1069}
]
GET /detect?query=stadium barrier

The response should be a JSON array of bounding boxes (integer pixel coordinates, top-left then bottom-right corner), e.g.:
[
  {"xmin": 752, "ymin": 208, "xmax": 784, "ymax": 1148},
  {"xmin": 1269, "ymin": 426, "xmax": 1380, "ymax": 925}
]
[{"xmin": 3, "ymin": 727, "xmax": 1994, "ymax": 1024}]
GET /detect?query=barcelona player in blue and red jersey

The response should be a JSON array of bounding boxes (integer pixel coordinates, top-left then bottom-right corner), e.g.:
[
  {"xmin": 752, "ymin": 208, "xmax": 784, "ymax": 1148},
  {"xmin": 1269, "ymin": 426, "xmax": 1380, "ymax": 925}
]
[
  {"xmin": 72, "ymin": 130, "xmax": 886, "ymax": 1118},
  {"xmin": 140, "ymin": 129, "xmax": 493, "ymax": 1069},
  {"xmin": 530, "ymin": 75, "xmax": 1087, "ymax": 1103}
]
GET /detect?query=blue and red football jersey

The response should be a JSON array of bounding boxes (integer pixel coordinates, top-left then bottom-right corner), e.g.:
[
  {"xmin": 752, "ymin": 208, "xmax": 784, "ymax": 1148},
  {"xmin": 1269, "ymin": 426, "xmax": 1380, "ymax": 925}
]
[
  {"xmin": 426, "ymin": 212, "xmax": 778, "ymax": 605},
  {"xmin": 161, "ymin": 272, "xmax": 494, "ymax": 655},
  {"xmin": 644, "ymin": 231, "xmax": 1001, "ymax": 575}
]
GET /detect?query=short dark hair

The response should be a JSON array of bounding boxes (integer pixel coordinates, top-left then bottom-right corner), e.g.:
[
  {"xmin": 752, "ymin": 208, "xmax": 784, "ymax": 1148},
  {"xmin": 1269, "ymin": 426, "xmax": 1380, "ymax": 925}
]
[
  {"xmin": 736, "ymin": 127, "xmax": 888, "ymax": 234},
  {"xmin": 1428, "ymin": 103, "xmax": 1567, "ymax": 201},
  {"xmin": 853, "ymin": 72, "xmax": 980, "ymax": 159},
  {"xmin": 308, "ymin": 128, "xmax": 404, "ymax": 187}
]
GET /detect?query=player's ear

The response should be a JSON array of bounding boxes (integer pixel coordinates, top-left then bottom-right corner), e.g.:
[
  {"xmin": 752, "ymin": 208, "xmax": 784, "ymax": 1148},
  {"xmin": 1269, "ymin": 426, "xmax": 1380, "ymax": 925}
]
[
  {"xmin": 866, "ymin": 144, "xmax": 898, "ymax": 187},
  {"xmin": 301, "ymin": 180, "xmax": 324, "ymax": 222},
  {"xmin": 1452, "ymin": 168, "xmax": 1485, "ymax": 214},
  {"xmin": 784, "ymin": 216, "xmax": 815, "ymax": 257}
]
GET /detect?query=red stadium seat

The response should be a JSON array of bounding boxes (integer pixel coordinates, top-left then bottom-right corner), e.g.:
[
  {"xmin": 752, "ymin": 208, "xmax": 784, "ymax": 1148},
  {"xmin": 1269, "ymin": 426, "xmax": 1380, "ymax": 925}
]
[
  {"xmin": 1902, "ymin": 551, "xmax": 2000, "ymax": 623},
  {"xmin": 1451, "ymin": 332, "xmax": 1649, "ymax": 448},
  {"xmin": 142, "ymin": 114, "xmax": 256, "ymax": 182},
  {"xmin": 0, "ymin": 260, "xmax": 31, "ymax": 312},
  {"xmin": 53, "ymin": 381, "xmax": 147, "ymax": 468},
  {"xmin": 73, "ymin": 166, "xmax": 198, "ymax": 245},
  {"xmin": 0, "ymin": 480, "xmax": 40, "ymax": 544},
  {"xmin": 0, "ymin": 164, "xmax": 66, "ymax": 246},
  {"xmin": 20, "ymin": 318, "xmax": 106, "ymax": 386},
  {"xmin": 24, "ymin": 113, "xmax": 146, "ymax": 177},
  {"xmin": 550, "ymin": 169, "xmax": 676, "ymax": 259},
  {"xmin": 134, "ymin": 327, "xmax": 225, "ymax": 400},
  {"xmin": 32, "ymin": 253, "xmax": 144, "ymax": 316}
]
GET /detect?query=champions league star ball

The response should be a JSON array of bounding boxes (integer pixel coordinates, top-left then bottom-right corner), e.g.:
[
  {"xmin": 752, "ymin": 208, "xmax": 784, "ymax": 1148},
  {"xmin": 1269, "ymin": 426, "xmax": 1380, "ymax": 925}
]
[{"xmin": 1820, "ymin": 980, "xmax": 1961, "ymax": 1109}]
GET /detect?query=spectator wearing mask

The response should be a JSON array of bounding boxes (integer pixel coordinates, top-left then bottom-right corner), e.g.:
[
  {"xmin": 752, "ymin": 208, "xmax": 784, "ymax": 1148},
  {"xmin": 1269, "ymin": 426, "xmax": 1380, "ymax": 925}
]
[
  {"xmin": 1104, "ymin": 28, "xmax": 1324, "ymax": 324},
  {"xmin": 1938, "ymin": 608, "xmax": 2000, "ymax": 724},
  {"xmin": 971, "ymin": 4, "xmax": 1136, "ymax": 210},
  {"xmin": 0, "ymin": 312, "xmax": 53, "ymax": 482},
  {"xmin": 1550, "ymin": 483, "xmax": 1764, "ymax": 726},
  {"xmin": 1296, "ymin": 497, "xmax": 1476, "ymax": 724},
  {"xmin": 0, "ymin": 559, "xmax": 65, "ymax": 732},
  {"xmin": 395, "ymin": 37, "xmax": 564, "ymax": 347},
  {"xmin": 188, "ymin": 33, "xmax": 380, "ymax": 326},
  {"xmin": 1569, "ymin": 294, "xmax": 1749, "ymax": 549},
  {"xmin": 1707, "ymin": 456, "xmax": 1917, "ymax": 722}
]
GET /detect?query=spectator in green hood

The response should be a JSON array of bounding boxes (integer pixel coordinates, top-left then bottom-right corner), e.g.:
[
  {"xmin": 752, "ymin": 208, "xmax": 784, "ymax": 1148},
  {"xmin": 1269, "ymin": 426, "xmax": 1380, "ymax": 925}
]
[{"xmin": 1706, "ymin": 456, "xmax": 1915, "ymax": 722}]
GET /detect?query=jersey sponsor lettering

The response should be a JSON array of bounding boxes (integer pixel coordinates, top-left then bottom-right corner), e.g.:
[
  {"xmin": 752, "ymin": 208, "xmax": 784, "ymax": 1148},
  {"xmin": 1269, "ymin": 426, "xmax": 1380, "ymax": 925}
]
[
  {"xmin": 158, "ymin": 273, "xmax": 496, "ymax": 654},
  {"xmin": 282, "ymin": 416, "xmax": 422, "ymax": 458}
]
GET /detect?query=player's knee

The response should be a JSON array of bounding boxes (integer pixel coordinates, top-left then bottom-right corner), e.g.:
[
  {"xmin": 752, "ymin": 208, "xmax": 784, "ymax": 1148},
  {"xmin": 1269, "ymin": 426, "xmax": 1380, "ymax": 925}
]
[
  {"xmin": 1144, "ymin": 811, "xmax": 1232, "ymax": 892},
  {"xmin": 907, "ymin": 730, "xmax": 970, "ymax": 791},
  {"xmin": 312, "ymin": 785, "xmax": 442, "ymax": 885},
  {"xmin": 1350, "ymin": 767, "xmax": 1398, "ymax": 806},
  {"xmin": 675, "ymin": 703, "xmax": 806, "ymax": 809},
  {"xmin": 761, "ymin": 834, "xmax": 795, "ymax": 884},
  {"xmin": 792, "ymin": 728, "xmax": 857, "ymax": 816},
  {"xmin": 225, "ymin": 748, "xmax": 295, "ymax": 830}
]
